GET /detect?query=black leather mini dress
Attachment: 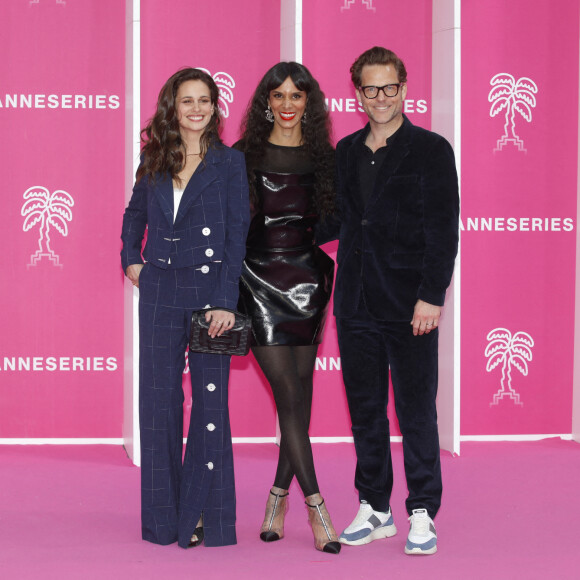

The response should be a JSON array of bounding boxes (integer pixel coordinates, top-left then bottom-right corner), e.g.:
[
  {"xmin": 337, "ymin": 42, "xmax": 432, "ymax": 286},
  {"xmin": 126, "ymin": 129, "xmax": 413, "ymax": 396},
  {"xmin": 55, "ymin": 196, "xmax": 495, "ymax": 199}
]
[{"xmin": 238, "ymin": 144, "xmax": 334, "ymax": 346}]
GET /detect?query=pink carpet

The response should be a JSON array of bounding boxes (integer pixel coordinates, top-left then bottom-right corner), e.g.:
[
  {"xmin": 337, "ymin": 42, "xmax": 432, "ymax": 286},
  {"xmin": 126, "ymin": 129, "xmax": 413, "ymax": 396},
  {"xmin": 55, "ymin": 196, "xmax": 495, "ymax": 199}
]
[{"xmin": 1, "ymin": 440, "xmax": 578, "ymax": 579}]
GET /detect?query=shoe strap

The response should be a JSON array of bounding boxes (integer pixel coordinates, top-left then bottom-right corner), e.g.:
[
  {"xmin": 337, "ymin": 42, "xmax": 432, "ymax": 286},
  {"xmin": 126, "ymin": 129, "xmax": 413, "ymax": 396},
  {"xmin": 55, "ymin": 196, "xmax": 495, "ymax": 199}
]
[
  {"xmin": 270, "ymin": 489, "xmax": 289, "ymax": 498},
  {"xmin": 305, "ymin": 500, "xmax": 324, "ymax": 508},
  {"xmin": 305, "ymin": 499, "xmax": 331, "ymax": 540}
]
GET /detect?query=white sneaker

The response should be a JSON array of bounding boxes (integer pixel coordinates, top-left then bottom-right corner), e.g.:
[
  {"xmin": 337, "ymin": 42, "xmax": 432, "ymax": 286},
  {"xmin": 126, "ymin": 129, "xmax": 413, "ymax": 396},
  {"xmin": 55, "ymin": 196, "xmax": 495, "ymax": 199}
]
[
  {"xmin": 339, "ymin": 501, "xmax": 397, "ymax": 545},
  {"xmin": 405, "ymin": 508, "xmax": 437, "ymax": 555}
]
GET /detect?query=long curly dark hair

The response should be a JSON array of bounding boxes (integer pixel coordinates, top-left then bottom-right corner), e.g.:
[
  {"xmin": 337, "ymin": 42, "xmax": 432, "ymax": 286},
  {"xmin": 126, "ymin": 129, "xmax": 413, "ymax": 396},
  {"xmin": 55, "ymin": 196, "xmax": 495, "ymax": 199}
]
[
  {"xmin": 136, "ymin": 68, "xmax": 222, "ymax": 184},
  {"xmin": 237, "ymin": 62, "xmax": 335, "ymax": 217}
]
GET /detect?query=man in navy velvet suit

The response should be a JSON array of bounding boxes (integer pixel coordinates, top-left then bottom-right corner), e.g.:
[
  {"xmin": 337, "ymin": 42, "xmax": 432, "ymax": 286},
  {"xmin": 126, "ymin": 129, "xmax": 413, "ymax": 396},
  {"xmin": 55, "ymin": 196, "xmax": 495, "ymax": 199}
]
[{"xmin": 334, "ymin": 47, "xmax": 459, "ymax": 555}]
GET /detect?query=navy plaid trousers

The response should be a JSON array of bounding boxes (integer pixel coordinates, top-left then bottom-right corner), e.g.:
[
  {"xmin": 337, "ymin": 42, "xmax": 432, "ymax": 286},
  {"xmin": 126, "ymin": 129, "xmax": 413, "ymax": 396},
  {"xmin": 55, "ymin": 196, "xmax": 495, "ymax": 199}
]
[{"xmin": 138, "ymin": 263, "xmax": 236, "ymax": 548}]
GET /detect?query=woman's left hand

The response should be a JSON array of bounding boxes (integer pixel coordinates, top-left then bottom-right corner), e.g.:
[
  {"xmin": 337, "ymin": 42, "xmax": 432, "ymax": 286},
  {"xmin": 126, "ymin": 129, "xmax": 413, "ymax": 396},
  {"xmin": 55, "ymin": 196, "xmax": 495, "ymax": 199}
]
[{"xmin": 205, "ymin": 309, "xmax": 236, "ymax": 338}]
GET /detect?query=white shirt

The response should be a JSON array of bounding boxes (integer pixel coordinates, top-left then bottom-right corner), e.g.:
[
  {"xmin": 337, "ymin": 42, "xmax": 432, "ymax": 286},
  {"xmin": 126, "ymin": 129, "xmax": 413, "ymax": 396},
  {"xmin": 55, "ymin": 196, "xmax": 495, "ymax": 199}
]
[
  {"xmin": 173, "ymin": 187, "xmax": 184, "ymax": 223},
  {"xmin": 168, "ymin": 187, "xmax": 185, "ymax": 265}
]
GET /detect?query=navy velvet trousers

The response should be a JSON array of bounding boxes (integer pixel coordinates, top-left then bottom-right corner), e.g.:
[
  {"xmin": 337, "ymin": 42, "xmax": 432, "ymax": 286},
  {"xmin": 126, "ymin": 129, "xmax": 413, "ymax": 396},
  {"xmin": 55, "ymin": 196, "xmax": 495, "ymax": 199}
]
[
  {"xmin": 138, "ymin": 263, "xmax": 236, "ymax": 548},
  {"xmin": 336, "ymin": 300, "xmax": 442, "ymax": 519}
]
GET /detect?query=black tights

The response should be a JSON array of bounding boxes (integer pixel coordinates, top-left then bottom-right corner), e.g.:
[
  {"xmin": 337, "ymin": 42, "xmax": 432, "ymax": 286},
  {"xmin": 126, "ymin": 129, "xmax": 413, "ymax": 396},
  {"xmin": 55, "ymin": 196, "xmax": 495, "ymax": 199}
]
[{"xmin": 252, "ymin": 344, "xmax": 319, "ymax": 497}]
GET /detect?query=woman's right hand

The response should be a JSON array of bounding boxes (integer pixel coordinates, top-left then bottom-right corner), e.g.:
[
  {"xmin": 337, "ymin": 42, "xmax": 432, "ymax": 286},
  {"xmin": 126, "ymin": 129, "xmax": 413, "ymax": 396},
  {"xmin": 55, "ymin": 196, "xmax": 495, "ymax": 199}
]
[{"xmin": 126, "ymin": 264, "xmax": 144, "ymax": 288}]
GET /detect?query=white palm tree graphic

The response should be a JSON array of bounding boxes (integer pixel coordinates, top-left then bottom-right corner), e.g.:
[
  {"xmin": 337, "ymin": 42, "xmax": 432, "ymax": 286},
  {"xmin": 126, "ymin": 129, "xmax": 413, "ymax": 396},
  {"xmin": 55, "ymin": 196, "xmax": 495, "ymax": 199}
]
[
  {"xmin": 341, "ymin": 0, "xmax": 376, "ymax": 11},
  {"xmin": 21, "ymin": 186, "xmax": 74, "ymax": 267},
  {"xmin": 485, "ymin": 328, "xmax": 534, "ymax": 406},
  {"xmin": 488, "ymin": 73, "xmax": 537, "ymax": 152},
  {"xmin": 197, "ymin": 69, "xmax": 235, "ymax": 118}
]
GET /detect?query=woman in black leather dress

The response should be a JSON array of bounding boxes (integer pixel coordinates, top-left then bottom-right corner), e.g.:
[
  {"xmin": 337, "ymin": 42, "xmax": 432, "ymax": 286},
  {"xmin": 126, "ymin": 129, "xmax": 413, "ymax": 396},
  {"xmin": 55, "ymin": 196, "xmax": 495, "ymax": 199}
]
[{"xmin": 235, "ymin": 62, "xmax": 339, "ymax": 554}]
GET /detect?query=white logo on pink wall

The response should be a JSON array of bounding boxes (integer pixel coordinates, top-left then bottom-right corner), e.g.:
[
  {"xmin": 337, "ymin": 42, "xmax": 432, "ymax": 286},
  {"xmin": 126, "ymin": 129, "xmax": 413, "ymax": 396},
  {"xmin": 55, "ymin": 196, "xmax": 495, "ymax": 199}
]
[
  {"xmin": 22, "ymin": 186, "xmax": 74, "ymax": 268},
  {"xmin": 30, "ymin": 0, "xmax": 66, "ymax": 5},
  {"xmin": 341, "ymin": 0, "xmax": 376, "ymax": 12},
  {"xmin": 485, "ymin": 328, "xmax": 534, "ymax": 407},
  {"xmin": 489, "ymin": 74, "xmax": 538, "ymax": 153},
  {"xmin": 197, "ymin": 69, "xmax": 235, "ymax": 118}
]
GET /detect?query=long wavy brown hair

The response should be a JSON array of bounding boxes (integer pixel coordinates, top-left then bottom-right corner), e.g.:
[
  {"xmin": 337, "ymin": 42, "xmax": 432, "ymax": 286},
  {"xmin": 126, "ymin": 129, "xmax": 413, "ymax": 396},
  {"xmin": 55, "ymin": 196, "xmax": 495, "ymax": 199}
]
[
  {"xmin": 136, "ymin": 68, "xmax": 222, "ymax": 184},
  {"xmin": 236, "ymin": 62, "xmax": 335, "ymax": 217}
]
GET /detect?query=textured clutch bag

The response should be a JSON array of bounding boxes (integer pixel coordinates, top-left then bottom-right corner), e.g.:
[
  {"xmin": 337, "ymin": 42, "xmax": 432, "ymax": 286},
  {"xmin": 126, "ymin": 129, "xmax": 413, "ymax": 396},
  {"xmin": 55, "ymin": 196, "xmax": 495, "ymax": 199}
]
[{"xmin": 189, "ymin": 307, "xmax": 251, "ymax": 356}]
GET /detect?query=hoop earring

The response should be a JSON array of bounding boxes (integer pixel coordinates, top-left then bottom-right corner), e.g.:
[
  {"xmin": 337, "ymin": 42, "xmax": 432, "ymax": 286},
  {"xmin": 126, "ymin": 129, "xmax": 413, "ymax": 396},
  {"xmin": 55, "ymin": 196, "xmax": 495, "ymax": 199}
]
[{"xmin": 265, "ymin": 104, "xmax": 274, "ymax": 123}]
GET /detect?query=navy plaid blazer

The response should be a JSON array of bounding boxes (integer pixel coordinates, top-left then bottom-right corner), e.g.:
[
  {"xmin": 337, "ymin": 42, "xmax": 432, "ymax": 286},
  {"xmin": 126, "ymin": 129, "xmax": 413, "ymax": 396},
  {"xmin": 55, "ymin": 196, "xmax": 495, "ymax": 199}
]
[{"xmin": 121, "ymin": 145, "xmax": 250, "ymax": 310}]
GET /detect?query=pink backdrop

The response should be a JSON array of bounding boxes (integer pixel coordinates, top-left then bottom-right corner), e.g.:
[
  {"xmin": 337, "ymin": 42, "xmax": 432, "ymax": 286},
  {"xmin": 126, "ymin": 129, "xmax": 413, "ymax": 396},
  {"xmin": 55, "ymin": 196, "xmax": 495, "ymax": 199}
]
[
  {"xmin": 142, "ymin": 0, "xmax": 434, "ymax": 439},
  {"xmin": 2, "ymin": 1, "xmax": 577, "ymax": 441},
  {"xmin": 303, "ymin": 0, "xmax": 433, "ymax": 437},
  {"xmin": 0, "ymin": 0, "xmax": 125, "ymax": 437},
  {"xmin": 461, "ymin": 0, "xmax": 578, "ymax": 434},
  {"xmin": 140, "ymin": 0, "xmax": 282, "ymax": 438}
]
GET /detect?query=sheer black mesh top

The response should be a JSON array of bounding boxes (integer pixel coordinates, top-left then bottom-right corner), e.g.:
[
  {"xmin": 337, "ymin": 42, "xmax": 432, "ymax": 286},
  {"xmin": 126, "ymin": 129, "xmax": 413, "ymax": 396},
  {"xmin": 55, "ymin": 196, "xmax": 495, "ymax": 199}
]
[{"xmin": 255, "ymin": 142, "xmax": 315, "ymax": 175}]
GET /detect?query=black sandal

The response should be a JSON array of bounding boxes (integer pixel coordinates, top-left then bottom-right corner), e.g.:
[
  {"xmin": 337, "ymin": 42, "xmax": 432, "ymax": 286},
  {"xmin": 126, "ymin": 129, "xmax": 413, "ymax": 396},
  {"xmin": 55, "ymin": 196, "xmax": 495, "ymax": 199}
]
[{"xmin": 188, "ymin": 526, "xmax": 204, "ymax": 548}]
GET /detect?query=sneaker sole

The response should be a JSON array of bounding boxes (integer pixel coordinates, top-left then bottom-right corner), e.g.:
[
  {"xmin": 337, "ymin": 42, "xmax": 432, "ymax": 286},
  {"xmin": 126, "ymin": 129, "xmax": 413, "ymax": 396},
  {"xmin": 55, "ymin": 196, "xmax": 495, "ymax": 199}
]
[
  {"xmin": 340, "ymin": 523, "xmax": 397, "ymax": 546},
  {"xmin": 404, "ymin": 544, "xmax": 437, "ymax": 555}
]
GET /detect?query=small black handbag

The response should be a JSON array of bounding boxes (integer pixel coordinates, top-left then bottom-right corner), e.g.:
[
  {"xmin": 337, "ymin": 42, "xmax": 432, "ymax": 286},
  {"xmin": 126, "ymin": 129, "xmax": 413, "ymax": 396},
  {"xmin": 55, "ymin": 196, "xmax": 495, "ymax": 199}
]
[{"xmin": 189, "ymin": 307, "xmax": 251, "ymax": 356}]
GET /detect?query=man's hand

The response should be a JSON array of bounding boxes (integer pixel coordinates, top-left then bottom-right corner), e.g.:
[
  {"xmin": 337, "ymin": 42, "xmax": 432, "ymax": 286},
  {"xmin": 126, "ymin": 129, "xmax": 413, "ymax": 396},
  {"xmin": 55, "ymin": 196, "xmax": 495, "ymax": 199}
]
[
  {"xmin": 126, "ymin": 264, "xmax": 144, "ymax": 288},
  {"xmin": 411, "ymin": 299, "xmax": 441, "ymax": 336}
]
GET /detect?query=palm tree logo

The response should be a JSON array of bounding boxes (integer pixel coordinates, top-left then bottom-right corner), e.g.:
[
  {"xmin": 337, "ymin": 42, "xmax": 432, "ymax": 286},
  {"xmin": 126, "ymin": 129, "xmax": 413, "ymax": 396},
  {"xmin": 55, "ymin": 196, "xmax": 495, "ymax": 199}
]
[
  {"xmin": 197, "ymin": 69, "xmax": 235, "ymax": 118},
  {"xmin": 484, "ymin": 327, "xmax": 534, "ymax": 406},
  {"xmin": 21, "ymin": 186, "xmax": 74, "ymax": 268},
  {"xmin": 488, "ymin": 73, "xmax": 538, "ymax": 153},
  {"xmin": 341, "ymin": 0, "xmax": 376, "ymax": 11}
]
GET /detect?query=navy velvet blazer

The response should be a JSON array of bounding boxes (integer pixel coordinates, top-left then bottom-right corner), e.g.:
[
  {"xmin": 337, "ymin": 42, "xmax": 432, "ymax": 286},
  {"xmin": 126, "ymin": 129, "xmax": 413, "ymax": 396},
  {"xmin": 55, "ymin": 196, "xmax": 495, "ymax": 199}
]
[
  {"xmin": 330, "ymin": 116, "xmax": 459, "ymax": 321},
  {"xmin": 121, "ymin": 145, "xmax": 250, "ymax": 310}
]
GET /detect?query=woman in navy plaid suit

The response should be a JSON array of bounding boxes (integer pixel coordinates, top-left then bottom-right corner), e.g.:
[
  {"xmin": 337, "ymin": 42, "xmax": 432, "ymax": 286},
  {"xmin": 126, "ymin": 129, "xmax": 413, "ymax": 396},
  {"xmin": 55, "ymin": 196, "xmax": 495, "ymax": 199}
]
[{"xmin": 121, "ymin": 68, "xmax": 250, "ymax": 548}]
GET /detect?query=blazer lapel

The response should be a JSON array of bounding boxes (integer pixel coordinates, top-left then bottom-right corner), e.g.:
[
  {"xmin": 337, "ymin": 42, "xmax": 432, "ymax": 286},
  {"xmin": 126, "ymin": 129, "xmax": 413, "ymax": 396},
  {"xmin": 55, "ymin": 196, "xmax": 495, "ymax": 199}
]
[
  {"xmin": 153, "ymin": 174, "xmax": 175, "ymax": 227},
  {"xmin": 345, "ymin": 128, "xmax": 366, "ymax": 214},
  {"xmin": 175, "ymin": 148, "xmax": 221, "ymax": 224}
]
